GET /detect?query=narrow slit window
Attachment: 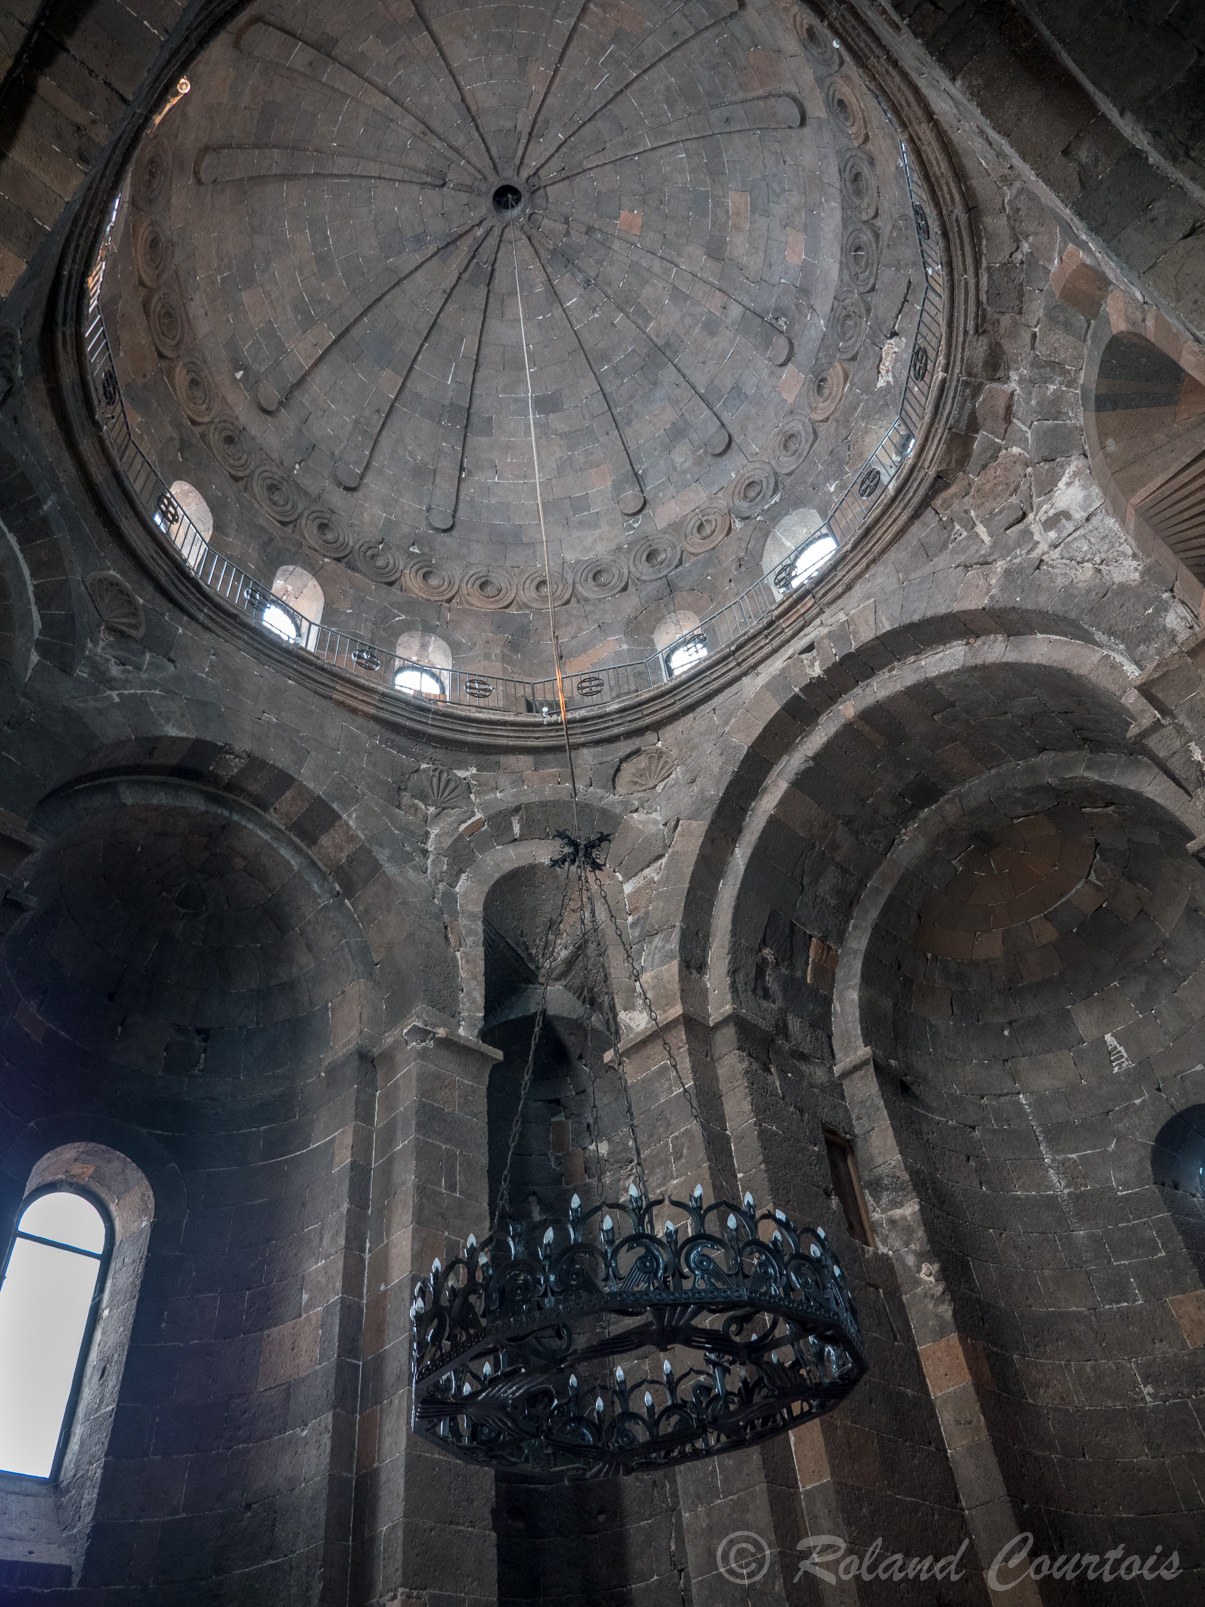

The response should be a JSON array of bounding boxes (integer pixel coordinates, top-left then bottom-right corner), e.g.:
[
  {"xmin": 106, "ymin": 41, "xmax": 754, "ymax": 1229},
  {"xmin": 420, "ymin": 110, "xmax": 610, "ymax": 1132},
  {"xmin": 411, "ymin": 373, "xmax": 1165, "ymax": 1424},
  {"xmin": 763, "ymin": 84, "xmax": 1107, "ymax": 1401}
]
[
  {"xmin": 824, "ymin": 1129, "xmax": 874, "ymax": 1247},
  {"xmin": 0, "ymin": 1189, "xmax": 110, "ymax": 1479}
]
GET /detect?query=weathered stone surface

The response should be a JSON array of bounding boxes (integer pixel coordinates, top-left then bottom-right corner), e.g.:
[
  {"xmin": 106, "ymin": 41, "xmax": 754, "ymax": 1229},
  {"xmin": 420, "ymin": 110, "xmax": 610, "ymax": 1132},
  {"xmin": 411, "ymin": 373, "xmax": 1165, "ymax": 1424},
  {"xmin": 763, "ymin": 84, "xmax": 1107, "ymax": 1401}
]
[{"xmin": 0, "ymin": 3, "xmax": 1203, "ymax": 1603}]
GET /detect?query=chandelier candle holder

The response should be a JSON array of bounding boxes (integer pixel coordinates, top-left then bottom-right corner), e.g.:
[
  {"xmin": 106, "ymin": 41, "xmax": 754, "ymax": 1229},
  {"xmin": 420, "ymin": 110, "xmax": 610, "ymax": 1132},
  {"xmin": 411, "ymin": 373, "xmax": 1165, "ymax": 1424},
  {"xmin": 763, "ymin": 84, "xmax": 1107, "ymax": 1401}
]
[{"xmin": 411, "ymin": 1182, "xmax": 865, "ymax": 1479}]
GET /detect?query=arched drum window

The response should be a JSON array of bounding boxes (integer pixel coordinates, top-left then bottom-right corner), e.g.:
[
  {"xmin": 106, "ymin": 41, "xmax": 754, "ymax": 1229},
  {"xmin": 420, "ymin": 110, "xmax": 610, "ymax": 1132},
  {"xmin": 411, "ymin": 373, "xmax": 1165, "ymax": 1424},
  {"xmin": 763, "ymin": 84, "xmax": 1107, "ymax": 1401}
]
[
  {"xmin": 262, "ymin": 565, "xmax": 323, "ymax": 649},
  {"xmin": 0, "ymin": 1189, "xmax": 111, "ymax": 1479}
]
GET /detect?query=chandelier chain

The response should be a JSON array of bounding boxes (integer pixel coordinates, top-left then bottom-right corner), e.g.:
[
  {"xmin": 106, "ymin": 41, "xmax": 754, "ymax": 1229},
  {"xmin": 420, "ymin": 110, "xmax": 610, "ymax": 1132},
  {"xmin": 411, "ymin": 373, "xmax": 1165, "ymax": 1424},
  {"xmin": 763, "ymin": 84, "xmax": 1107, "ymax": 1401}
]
[
  {"xmin": 582, "ymin": 869, "xmax": 649, "ymax": 1202},
  {"xmin": 588, "ymin": 867, "xmax": 727, "ymax": 1192},
  {"xmin": 492, "ymin": 866, "xmax": 576, "ymax": 1230},
  {"xmin": 573, "ymin": 864, "xmax": 607, "ymax": 1203}
]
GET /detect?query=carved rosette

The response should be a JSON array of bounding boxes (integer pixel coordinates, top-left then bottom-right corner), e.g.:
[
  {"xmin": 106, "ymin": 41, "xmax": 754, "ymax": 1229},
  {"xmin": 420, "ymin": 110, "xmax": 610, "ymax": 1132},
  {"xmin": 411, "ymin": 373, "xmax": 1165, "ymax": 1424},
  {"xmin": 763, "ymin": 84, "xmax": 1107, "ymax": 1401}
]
[
  {"xmin": 840, "ymin": 149, "xmax": 878, "ymax": 221},
  {"xmin": 808, "ymin": 361, "xmax": 850, "ymax": 422},
  {"xmin": 792, "ymin": 6, "xmax": 841, "ymax": 71},
  {"xmin": 299, "ymin": 505, "xmax": 352, "ymax": 560},
  {"xmin": 629, "ymin": 534, "xmax": 682, "ymax": 581},
  {"xmin": 728, "ymin": 463, "xmax": 779, "ymax": 520},
  {"xmin": 249, "ymin": 463, "xmax": 303, "ymax": 525},
  {"xmin": 681, "ymin": 502, "xmax": 732, "ymax": 555},
  {"xmin": 206, "ymin": 415, "xmax": 255, "ymax": 479},
  {"xmin": 574, "ymin": 558, "xmax": 629, "ymax": 601},
  {"xmin": 844, "ymin": 225, "xmax": 879, "ymax": 294},
  {"xmin": 833, "ymin": 298, "xmax": 869, "ymax": 360},
  {"xmin": 353, "ymin": 538, "xmax": 404, "ymax": 584},
  {"xmin": 131, "ymin": 215, "xmax": 173, "ymax": 287},
  {"xmin": 825, "ymin": 76, "xmax": 868, "ymax": 145},
  {"xmin": 145, "ymin": 288, "xmax": 189, "ymax": 359},
  {"xmin": 169, "ymin": 355, "xmax": 217, "ymax": 424},
  {"xmin": 769, "ymin": 417, "xmax": 815, "ymax": 475},
  {"xmin": 402, "ymin": 556, "xmax": 461, "ymax": 602},
  {"xmin": 460, "ymin": 567, "xmax": 518, "ymax": 610},
  {"xmin": 132, "ymin": 142, "xmax": 169, "ymax": 209},
  {"xmin": 517, "ymin": 568, "xmax": 573, "ymax": 610}
]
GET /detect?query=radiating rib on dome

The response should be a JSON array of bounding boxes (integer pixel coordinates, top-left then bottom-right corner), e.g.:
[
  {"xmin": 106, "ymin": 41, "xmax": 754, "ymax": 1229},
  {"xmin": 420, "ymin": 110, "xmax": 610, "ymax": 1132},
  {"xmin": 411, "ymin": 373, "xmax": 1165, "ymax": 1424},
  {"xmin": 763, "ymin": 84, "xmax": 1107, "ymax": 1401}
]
[
  {"xmin": 540, "ymin": 210, "xmax": 794, "ymax": 367},
  {"xmin": 425, "ymin": 234, "xmax": 504, "ymax": 531},
  {"xmin": 331, "ymin": 228, "xmax": 493, "ymax": 490},
  {"xmin": 539, "ymin": 94, "xmax": 803, "ymax": 186},
  {"xmin": 512, "ymin": 0, "xmax": 593, "ymax": 173},
  {"xmin": 524, "ymin": 0, "xmax": 743, "ymax": 175},
  {"xmin": 237, "ymin": 19, "xmax": 488, "ymax": 180},
  {"xmin": 254, "ymin": 221, "xmax": 485, "ymax": 414},
  {"xmin": 195, "ymin": 145, "xmax": 466, "ymax": 190},
  {"xmin": 523, "ymin": 237, "xmax": 647, "ymax": 515},
  {"xmin": 530, "ymin": 220, "xmax": 732, "ymax": 457}
]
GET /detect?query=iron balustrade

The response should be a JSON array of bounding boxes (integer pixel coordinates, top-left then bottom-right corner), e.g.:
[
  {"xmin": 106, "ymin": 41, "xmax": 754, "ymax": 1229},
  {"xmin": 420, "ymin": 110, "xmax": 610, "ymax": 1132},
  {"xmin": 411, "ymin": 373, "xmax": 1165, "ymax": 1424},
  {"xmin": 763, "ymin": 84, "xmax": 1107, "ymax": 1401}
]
[{"xmin": 83, "ymin": 125, "xmax": 943, "ymax": 721}]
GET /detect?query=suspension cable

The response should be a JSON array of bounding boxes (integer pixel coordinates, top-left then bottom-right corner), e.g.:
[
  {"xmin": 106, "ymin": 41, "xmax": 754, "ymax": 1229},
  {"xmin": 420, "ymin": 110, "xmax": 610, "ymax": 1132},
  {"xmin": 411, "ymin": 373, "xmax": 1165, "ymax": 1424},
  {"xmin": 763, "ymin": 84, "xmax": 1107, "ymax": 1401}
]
[{"xmin": 511, "ymin": 225, "xmax": 580, "ymax": 836}]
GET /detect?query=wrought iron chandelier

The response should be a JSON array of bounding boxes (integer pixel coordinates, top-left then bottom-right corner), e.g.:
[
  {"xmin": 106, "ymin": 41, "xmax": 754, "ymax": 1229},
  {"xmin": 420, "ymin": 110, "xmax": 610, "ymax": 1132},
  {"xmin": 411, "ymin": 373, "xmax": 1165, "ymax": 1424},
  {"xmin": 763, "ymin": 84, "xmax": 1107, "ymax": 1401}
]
[
  {"xmin": 410, "ymin": 834, "xmax": 866, "ymax": 1480},
  {"xmin": 410, "ymin": 235, "xmax": 865, "ymax": 1479}
]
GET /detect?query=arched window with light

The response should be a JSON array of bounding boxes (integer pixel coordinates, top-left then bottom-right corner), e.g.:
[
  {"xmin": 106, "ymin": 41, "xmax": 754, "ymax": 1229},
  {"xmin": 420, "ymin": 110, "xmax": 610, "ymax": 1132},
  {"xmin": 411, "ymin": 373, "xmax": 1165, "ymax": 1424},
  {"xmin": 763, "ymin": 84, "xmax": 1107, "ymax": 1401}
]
[
  {"xmin": 155, "ymin": 480, "xmax": 214, "ymax": 571},
  {"xmin": 654, "ymin": 611, "xmax": 708, "ymax": 679},
  {"xmin": 0, "ymin": 1188, "xmax": 111, "ymax": 1480},
  {"xmin": 394, "ymin": 629, "xmax": 452, "ymax": 698},
  {"xmin": 761, "ymin": 508, "xmax": 838, "ymax": 595},
  {"xmin": 262, "ymin": 565, "xmax": 324, "ymax": 650}
]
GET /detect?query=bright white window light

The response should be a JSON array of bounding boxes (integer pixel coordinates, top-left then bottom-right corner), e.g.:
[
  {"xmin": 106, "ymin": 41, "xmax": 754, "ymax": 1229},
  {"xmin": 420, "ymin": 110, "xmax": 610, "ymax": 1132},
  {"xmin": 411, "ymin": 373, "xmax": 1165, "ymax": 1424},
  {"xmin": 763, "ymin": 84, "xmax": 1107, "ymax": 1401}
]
[
  {"xmin": 394, "ymin": 666, "xmax": 445, "ymax": 698},
  {"xmin": 0, "ymin": 1192, "xmax": 107, "ymax": 1478},
  {"xmin": 666, "ymin": 635, "xmax": 708, "ymax": 677},
  {"xmin": 789, "ymin": 533, "xmax": 838, "ymax": 589},
  {"xmin": 261, "ymin": 602, "xmax": 300, "ymax": 643}
]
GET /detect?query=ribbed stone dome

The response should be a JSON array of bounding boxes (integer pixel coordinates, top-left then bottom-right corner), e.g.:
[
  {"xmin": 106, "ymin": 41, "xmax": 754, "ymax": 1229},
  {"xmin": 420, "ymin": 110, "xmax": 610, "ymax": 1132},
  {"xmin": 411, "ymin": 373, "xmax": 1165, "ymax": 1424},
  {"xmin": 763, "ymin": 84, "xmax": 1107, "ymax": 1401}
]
[{"xmin": 106, "ymin": 0, "xmax": 931, "ymax": 677}]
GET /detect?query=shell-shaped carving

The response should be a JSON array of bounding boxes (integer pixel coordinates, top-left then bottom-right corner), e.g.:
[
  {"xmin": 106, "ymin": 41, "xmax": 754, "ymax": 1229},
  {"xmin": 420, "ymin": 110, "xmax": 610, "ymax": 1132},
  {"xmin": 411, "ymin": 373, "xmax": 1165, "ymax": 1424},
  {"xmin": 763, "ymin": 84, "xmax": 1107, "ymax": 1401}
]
[
  {"xmin": 517, "ymin": 567, "xmax": 573, "ymax": 609},
  {"xmin": 131, "ymin": 214, "xmax": 173, "ymax": 287},
  {"xmin": 630, "ymin": 533, "xmax": 682, "ymax": 581},
  {"xmin": 833, "ymin": 297, "xmax": 869, "ymax": 360},
  {"xmin": 843, "ymin": 224, "xmax": 879, "ymax": 293},
  {"xmin": 574, "ymin": 557, "xmax": 628, "ymax": 600},
  {"xmin": 402, "ymin": 555, "xmax": 461, "ymax": 602},
  {"xmin": 825, "ymin": 76, "xmax": 868, "ymax": 145},
  {"xmin": 299, "ymin": 505, "xmax": 352, "ymax": 560},
  {"xmin": 249, "ymin": 463, "xmax": 303, "ymax": 525},
  {"xmin": 132, "ymin": 144, "xmax": 169, "ymax": 209},
  {"xmin": 169, "ymin": 355, "xmax": 217, "ymax": 424},
  {"xmin": 792, "ymin": 6, "xmax": 841, "ymax": 71},
  {"xmin": 681, "ymin": 501, "xmax": 732, "ymax": 554},
  {"xmin": 460, "ymin": 566, "xmax": 518, "ymax": 610},
  {"xmin": 840, "ymin": 149, "xmax": 878, "ymax": 221},
  {"xmin": 86, "ymin": 572, "xmax": 145, "ymax": 639},
  {"xmin": 769, "ymin": 416, "xmax": 815, "ymax": 475},
  {"xmin": 354, "ymin": 538, "xmax": 403, "ymax": 584},
  {"xmin": 410, "ymin": 765, "xmax": 472, "ymax": 813},
  {"xmin": 614, "ymin": 747, "xmax": 676, "ymax": 795},
  {"xmin": 206, "ymin": 414, "xmax": 255, "ymax": 479},
  {"xmin": 807, "ymin": 360, "xmax": 850, "ymax": 422},
  {"xmin": 728, "ymin": 463, "xmax": 779, "ymax": 520},
  {"xmin": 145, "ymin": 287, "xmax": 189, "ymax": 359}
]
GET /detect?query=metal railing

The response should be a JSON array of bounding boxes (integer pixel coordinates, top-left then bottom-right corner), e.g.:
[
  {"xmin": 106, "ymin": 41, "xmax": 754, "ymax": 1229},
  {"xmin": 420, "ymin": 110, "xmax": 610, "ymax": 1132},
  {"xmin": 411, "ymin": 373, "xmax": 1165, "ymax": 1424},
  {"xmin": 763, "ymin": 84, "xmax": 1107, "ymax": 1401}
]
[{"xmin": 84, "ymin": 129, "xmax": 944, "ymax": 721}]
